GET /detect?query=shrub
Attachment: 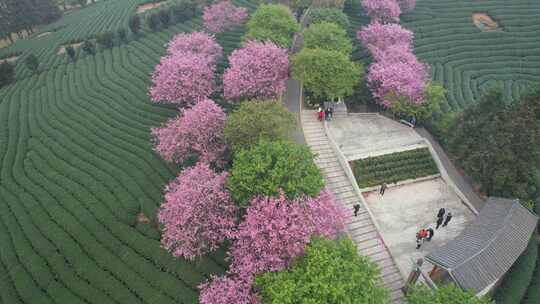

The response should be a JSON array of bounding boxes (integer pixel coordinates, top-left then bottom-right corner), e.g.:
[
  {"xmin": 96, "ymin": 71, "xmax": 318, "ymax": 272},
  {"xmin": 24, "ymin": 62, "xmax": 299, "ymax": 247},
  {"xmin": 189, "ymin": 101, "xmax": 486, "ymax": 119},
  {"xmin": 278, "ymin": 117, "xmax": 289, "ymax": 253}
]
[
  {"xmin": 493, "ymin": 237, "xmax": 538, "ymax": 304},
  {"xmin": 147, "ymin": 13, "xmax": 160, "ymax": 31},
  {"xmin": 303, "ymin": 21, "xmax": 352, "ymax": 55},
  {"xmin": 96, "ymin": 31, "xmax": 114, "ymax": 48},
  {"xmin": 407, "ymin": 284, "xmax": 490, "ymax": 304},
  {"xmin": 171, "ymin": 0, "xmax": 197, "ymax": 21},
  {"xmin": 244, "ymin": 4, "xmax": 299, "ymax": 48},
  {"xmin": 128, "ymin": 15, "xmax": 141, "ymax": 35},
  {"xmin": 25, "ymin": 54, "xmax": 39, "ymax": 72},
  {"xmin": 116, "ymin": 28, "xmax": 127, "ymax": 42},
  {"xmin": 292, "ymin": 48, "xmax": 363, "ymax": 102},
  {"xmin": 227, "ymin": 139, "xmax": 324, "ymax": 206},
  {"xmin": 223, "ymin": 41, "xmax": 289, "ymax": 101},
  {"xmin": 152, "ymin": 99, "xmax": 227, "ymax": 166},
  {"xmin": 255, "ymin": 237, "xmax": 388, "ymax": 303},
  {"xmin": 224, "ymin": 100, "xmax": 296, "ymax": 152},
  {"xmin": 81, "ymin": 40, "xmax": 95, "ymax": 55},
  {"xmin": 65, "ymin": 45, "xmax": 76, "ymax": 60},
  {"xmin": 158, "ymin": 162, "xmax": 237, "ymax": 260},
  {"xmin": 203, "ymin": 1, "xmax": 248, "ymax": 33},
  {"xmin": 158, "ymin": 9, "xmax": 171, "ymax": 27},
  {"xmin": 308, "ymin": 8, "xmax": 350, "ymax": 29},
  {"xmin": 0, "ymin": 61, "xmax": 15, "ymax": 87}
]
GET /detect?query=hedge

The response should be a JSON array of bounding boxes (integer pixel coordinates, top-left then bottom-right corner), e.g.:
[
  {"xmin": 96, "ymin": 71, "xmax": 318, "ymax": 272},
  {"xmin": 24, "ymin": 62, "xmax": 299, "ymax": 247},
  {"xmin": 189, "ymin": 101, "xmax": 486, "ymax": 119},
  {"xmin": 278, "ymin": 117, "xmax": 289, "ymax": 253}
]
[
  {"xmin": 493, "ymin": 237, "xmax": 538, "ymax": 304},
  {"xmin": 351, "ymin": 148, "xmax": 439, "ymax": 188}
]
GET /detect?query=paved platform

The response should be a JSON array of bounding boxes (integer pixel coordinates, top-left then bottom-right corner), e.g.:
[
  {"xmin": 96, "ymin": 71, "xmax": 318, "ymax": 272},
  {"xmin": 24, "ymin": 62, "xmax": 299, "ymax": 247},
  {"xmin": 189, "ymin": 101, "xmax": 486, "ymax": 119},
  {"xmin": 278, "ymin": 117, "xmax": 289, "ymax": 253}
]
[
  {"xmin": 327, "ymin": 113, "xmax": 425, "ymax": 160},
  {"xmin": 363, "ymin": 178, "xmax": 475, "ymax": 279},
  {"xmin": 302, "ymin": 109, "xmax": 405, "ymax": 303}
]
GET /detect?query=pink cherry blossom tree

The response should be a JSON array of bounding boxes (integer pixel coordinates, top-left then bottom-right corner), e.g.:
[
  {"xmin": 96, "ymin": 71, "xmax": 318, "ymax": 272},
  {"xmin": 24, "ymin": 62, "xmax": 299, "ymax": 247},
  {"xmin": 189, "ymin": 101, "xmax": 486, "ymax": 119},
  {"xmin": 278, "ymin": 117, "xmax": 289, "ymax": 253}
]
[
  {"xmin": 361, "ymin": 0, "xmax": 401, "ymax": 23},
  {"xmin": 157, "ymin": 162, "xmax": 237, "ymax": 261},
  {"xmin": 357, "ymin": 22, "xmax": 413, "ymax": 53},
  {"xmin": 149, "ymin": 53, "xmax": 216, "ymax": 105},
  {"xmin": 152, "ymin": 98, "xmax": 227, "ymax": 165},
  {"xmin": 223, "ymin": 41, "xmax": 289, "ymax": 101},
  {"xmin": 199, "ymin": 275, "xmax": 260, "ymax": 304},
  {"xmin": 166, "ymin": 32, "xmax": 223, "ymax": 64},
  {"xmin": 367, "ymin": 46, "xmax": 429, "ymax": 107},
  {"xmin": 228, "ymin": 189, "xmax": 348, "ymax": 282},
  {"xmin": 203, "ymin": 1, "xmax": 248, "ymax": 33}
]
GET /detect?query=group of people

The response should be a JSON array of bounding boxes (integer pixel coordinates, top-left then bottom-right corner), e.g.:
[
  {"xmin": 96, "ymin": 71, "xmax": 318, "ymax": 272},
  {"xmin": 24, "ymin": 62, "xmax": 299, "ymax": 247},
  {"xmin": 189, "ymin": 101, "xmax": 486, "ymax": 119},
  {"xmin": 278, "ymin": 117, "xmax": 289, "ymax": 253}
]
[
  {"xmin": 317, "ymin": 104, "xmax": 334, "ymax": 121},
  {"xmin": 415, "ymin": 208, "xmax": 453, "ymax": 249}
]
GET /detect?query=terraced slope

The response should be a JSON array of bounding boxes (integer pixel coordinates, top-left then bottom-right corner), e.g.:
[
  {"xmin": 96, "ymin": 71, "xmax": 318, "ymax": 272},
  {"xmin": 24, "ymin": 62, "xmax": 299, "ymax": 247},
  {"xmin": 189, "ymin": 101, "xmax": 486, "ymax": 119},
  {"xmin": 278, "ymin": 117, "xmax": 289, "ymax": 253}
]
[
  {"xmin": 401, "ymin": 0, "xmax": 540, "ymax": 110},
  {"xmin": 0, "ymin": 0, "xmax": 257, "ymax": 303}
]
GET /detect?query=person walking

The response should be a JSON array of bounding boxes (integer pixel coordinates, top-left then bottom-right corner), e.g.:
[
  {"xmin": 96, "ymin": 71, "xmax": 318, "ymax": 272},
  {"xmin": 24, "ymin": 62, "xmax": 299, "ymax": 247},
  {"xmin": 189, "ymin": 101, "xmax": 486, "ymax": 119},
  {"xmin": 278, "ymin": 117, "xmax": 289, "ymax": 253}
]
[
  {"xmin": 353, "ymin": 204, "xmax": 360, "ymax": 217},
  {"xmin": 317, "ymin": 107, "xmax": 325, "ymax": 121},
  {"xmin": 426, "ymin": 228, "xmax": 434, "ymax": 241},
  {"xmin": 437, "ymin": 208, "xmax": 445, "ymax": 219},
  {"xmin": 324, "ymin": 107, "xmax": 330, "ymax": 121},
  {"xmin": 443, "ymin": 212, "xmax": 453, "ymax": 227},
  {"xmin": 416, "ymin": 238, "xmax": 422, "ymax": 249},
  {"xmin": 436, "ymin": 216, "xmax": 444, "ymax": 229},
  {"xmin": 379, "ymin": 182, "xmax": 387, "ymax": 196}
]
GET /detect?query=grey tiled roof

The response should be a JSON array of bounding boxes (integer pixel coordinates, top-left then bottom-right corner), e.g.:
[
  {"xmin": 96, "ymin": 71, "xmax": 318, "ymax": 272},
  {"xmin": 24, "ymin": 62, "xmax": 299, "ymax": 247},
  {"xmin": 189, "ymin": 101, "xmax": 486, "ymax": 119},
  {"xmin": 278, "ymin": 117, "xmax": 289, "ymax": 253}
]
[{"xmin": 426, "ymin": 197, "xmax": 538, "ymax": 294}]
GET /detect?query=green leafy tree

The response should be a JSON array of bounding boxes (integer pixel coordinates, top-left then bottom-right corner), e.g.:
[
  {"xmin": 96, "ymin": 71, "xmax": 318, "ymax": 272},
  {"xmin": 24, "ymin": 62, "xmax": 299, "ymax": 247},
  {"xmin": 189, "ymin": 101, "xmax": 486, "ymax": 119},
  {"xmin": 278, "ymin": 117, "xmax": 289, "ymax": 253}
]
[
  {"xmin": 391, "ymin": 82, "xmax": 446, "ymax": 122},
  {"xmin": 446, "ymin": 87, "xmax": 540, "ymax": 198},
  {"xmin": 158, "ymin": 9, "xmax": 171, "ymax": 27},
  {"xmin": 24, "ymin": 53, "xmax": 39, "ymax": 72},
  {"xmin": 147, "ymin": 13, "xmax": 160, "ymax": 31},
  {"xmin": 228, "ymin": 139, "xmax": 324, "ymax": 207},
  {"xmin": 0, "ymin": 61, "xmax": 15, "ymax": 87},
  {"xmin": 244, "ymin": 4, "xmax": 299, "ymax": 48},
  {"xmin": 303, "ymin": 21, "xmax": 352, "ymax": 55},
  {"xmin": 171, "ymin": 0, "xmax": 197, "ymax": 21},
  {"xmin": 406, "ymin": 284, "xmax": 491, "ymax": 304},
  {"xmin": 255, "ymin": 237, "xmax": 389, "ymax": 303},
  {"xmin": 65, "ymin": 45, "xmax": 76, "ymax": 61},
  {"xmin": 96, "ymin": 31, "xmax": 114, "ymax": 48},
  {"xmin": 117, "ymin": 28, "xmax": 127, "ymax": 43},
  {"xmin": 128, "ymin": 15, "xmax": 141, "ymax": 35},
  {"xmin": 81, "ymin": 40, "xmax": 95, "ymax": 55},
  {"xmin": 308, "ymin": 8, "xmax": 349, "ymax": 29},
  {"xmin": 224, "ymin": 100, "xmax": 296, "ymax": 152},
  {"xmin": 292, "ymin": 48, "xmax": 363, "ymax": 102}
]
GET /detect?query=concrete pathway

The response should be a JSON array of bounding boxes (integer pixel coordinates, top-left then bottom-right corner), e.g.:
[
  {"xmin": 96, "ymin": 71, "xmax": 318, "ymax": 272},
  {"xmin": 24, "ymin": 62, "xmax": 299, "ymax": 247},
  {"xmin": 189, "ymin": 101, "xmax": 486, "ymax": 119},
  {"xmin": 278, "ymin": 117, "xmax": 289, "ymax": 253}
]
[
  {"xmin": 415, "ymin": 128, "xmax": 485, "ymax": 211},
  {"xmin": 302, "ymin": 109, "xmax": 405, "ymax": 304},
  {"xmin": 282, "ymin": 78, "xmax": 306, "ymax": 144}
]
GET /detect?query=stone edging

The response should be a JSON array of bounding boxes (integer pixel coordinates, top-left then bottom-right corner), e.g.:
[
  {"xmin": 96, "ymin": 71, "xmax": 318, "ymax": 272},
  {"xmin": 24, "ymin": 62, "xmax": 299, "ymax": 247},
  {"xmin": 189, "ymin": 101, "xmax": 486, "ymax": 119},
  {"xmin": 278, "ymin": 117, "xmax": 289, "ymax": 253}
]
[{"xmin": 359, "ymin": 174, "xmax": 441, "ymax": 193}]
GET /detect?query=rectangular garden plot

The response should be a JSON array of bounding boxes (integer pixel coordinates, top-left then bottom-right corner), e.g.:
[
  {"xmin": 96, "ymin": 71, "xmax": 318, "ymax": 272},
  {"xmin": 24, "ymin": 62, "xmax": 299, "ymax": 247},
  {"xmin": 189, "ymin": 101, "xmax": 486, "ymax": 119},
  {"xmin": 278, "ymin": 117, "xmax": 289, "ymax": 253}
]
[{"xmin": 351, "ymin": 148, "xmax": 439, "ymax": 188}]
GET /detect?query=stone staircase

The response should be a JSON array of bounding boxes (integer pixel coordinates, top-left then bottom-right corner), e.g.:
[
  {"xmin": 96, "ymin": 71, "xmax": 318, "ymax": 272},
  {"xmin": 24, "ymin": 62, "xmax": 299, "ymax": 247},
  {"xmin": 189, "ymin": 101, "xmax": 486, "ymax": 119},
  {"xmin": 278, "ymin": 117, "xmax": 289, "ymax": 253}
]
[{"xmin": 301, "ymin": 109, "xmax": 405, "ymax": 303}]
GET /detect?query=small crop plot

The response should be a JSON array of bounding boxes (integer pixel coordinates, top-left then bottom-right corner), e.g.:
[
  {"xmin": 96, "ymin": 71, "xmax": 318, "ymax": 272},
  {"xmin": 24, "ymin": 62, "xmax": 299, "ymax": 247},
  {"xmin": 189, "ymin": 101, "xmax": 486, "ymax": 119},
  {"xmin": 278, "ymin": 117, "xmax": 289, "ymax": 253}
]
[{"xmin": 351, "ymin": 148, "xmax": 439, "ymax": 188}]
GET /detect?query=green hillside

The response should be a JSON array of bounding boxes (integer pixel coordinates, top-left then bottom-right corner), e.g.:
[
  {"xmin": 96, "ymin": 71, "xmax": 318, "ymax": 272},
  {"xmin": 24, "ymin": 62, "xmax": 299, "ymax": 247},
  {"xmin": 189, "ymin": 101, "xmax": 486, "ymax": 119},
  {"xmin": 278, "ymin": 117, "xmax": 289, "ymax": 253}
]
[
  {"xmin": 0, "ymin": 0, "xmax": 256, "ymax": 303},
  {"xmin": 401, "ymin": 0, "xmax": 540, "ymax": 111}
]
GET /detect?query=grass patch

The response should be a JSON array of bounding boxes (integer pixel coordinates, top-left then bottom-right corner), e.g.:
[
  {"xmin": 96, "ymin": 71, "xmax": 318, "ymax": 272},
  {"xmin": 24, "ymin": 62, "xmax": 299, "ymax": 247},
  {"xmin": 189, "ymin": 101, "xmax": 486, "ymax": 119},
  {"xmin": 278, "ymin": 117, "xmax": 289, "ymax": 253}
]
[{"xmin": 351, "ymin": 148, "xmax": 439, "ymax": 188}]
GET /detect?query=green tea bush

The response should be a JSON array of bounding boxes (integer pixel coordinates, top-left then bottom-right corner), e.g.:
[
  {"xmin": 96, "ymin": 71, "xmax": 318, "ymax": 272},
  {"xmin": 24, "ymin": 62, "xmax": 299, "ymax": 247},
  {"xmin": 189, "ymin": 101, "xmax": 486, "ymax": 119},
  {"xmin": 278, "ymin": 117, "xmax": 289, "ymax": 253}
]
[
  {"xmin": 0, "ymin": 0, "xmax": 259, "ymax": 302},
  {"xmin": 352, "ymin": 148, "xmax": 439, "ymax": 187}
]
